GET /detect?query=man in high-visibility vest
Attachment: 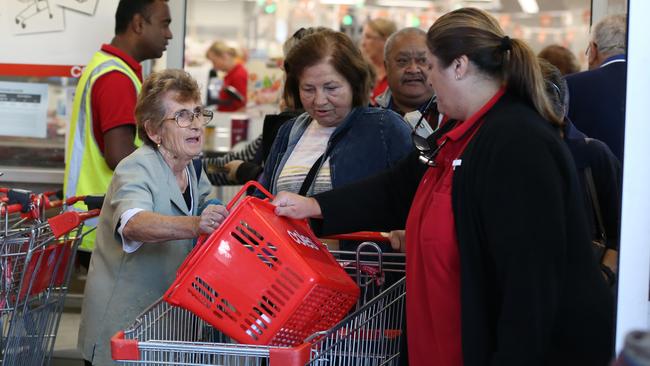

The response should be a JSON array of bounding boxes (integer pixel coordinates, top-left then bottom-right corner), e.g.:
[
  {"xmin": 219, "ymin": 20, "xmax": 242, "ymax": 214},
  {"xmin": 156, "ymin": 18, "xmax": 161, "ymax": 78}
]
[{"xmin": 64, "ymin": 0, "xmax": 172, "ymax": 290}]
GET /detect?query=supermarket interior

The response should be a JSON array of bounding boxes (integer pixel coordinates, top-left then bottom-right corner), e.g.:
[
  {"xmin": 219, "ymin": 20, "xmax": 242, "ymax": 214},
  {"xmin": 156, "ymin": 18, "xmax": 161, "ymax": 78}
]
[{"xmin": 1, "ymin": 0, "xmax": 649, "ymax": 365}]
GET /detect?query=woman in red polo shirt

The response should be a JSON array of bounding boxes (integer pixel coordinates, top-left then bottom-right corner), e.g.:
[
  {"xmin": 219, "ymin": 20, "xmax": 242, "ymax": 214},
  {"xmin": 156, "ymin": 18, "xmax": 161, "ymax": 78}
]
[
  {"xmin": 270, "ymin": 7, "xmax": 614, "ymax": 366},
  {"xmin": 206, "ymin": 41, "xmax": 248, "ymax": 111}
]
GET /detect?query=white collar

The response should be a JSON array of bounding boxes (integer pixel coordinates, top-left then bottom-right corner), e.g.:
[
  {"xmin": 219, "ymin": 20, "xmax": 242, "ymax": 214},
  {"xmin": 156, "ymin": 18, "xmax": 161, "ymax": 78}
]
[{"xmin": 600, "ymin": 58, "xmax": 626, "ymax": 68}]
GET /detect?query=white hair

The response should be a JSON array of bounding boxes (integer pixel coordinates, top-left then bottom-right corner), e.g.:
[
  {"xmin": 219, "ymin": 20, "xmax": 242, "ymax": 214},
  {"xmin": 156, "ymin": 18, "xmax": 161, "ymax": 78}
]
[{"xmin": 592, "ymin": 14, "xmax": 627, "ymax": 56}]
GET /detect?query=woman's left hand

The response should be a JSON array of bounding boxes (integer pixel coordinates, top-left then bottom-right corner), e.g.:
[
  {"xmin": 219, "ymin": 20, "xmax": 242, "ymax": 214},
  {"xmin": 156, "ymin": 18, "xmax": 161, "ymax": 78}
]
[{"xmin": 198, "ymin": 204, "xmax": 229, "ymax": 234}]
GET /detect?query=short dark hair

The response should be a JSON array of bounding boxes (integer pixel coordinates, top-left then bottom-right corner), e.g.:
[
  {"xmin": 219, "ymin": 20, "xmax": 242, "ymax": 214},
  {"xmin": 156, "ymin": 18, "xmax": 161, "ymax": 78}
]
[
  {"xmin": 538, "ymin": 45, "xmax": 580, "ymax": 75},
  {"xmin": 284, "ymin": 30, "xmax": 372, "ymax": 109},
  {"xmin": 115, "ymin": 0, "xmax": 164, "ymax": 35},
  {"xmin": 538, "ymin": 58, "xmax": 569, "ymax": 118}
]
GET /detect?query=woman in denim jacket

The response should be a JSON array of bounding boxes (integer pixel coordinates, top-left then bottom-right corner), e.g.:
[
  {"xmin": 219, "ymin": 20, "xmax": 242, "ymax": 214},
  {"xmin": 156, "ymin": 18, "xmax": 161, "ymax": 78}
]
[{"xmin": 260, "ymin": 29, "xmax": 412, "ymax": 197}]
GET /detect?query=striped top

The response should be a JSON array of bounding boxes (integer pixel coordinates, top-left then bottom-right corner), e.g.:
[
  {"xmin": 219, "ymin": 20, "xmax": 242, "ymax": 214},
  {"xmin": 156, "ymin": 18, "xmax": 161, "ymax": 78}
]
[{"xmin": 276, "ymin": 121, "xmax": 335, "ymax": 195}]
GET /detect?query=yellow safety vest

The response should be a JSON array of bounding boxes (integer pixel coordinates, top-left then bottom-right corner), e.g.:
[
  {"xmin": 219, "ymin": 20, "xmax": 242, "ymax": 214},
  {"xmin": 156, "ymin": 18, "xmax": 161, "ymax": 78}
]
[{"xmin": 63, "ymin": 50, "xmax": 142, "ymax": 251}]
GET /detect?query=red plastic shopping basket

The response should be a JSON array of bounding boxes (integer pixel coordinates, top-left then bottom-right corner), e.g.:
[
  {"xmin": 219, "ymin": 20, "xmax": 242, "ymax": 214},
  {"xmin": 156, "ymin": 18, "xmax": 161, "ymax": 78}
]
[{"xmin": 163, "ymin": 181, "xmax": 360, "ymax": 347}]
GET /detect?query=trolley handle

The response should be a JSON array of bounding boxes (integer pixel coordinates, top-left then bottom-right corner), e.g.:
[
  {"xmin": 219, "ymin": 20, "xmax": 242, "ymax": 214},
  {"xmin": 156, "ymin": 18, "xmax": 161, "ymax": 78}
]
[
  {"xmin": 64, "ymin": 195, "xmax": 104, "ymax": 208},
  {"xmin": 47, "ymin": 209, "xmax": 101, "ymax": 238},
  {"xmin": 0, "ymin": 203, "xmax": 23, "ymax": 215},
  {"xmin": 226, "ymin": 181, "xmax": 273, "ymax": 211},
  {"xmin": 7, "ymin": 188, "xmax": 33, "ymax": 214},
  {"xmin": 323, "ymin": 231, "xmax": 389, "ymax": 242},
  {"xmin": 41, "ymin": 191, "xmax": 64, "ymax": 209}
]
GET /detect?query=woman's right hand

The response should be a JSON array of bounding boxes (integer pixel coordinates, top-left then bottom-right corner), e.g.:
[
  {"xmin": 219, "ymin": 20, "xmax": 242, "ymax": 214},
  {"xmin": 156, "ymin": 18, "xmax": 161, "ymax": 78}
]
[
  {"xmin": 198, "ymin": 204, "xmax": 229, "ymax": 235},
  {"xmin": 272, "ymin": 191, "xmax": 322, "ymax": 219},
  {"xmin": 387, "ymin": 230, "xmax": 406, "ymax": 253}
]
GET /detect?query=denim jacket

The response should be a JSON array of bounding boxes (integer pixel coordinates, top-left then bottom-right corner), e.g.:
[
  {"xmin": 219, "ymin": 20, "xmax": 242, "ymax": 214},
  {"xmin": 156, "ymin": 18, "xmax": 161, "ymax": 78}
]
[{"xmin": 260, "ymin": 106, "xmax": 413, "ymax": 195}]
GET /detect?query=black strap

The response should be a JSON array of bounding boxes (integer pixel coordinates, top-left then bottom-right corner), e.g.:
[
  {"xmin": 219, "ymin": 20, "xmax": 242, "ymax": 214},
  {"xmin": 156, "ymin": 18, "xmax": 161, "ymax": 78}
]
[
  {"xmin": 298, "ymin": 154, "xmax": 325, "ymax": 196},
  {"xmin": 585, "ymin": 165, "xmax": 607, "ymax": 242},
  {"xmin": 295, "ymin": 110, "xmax": 360, "ymax": 196},
  {"xmin": 192, "ymin": 158, "xmax": 202, "ymax": 182}
]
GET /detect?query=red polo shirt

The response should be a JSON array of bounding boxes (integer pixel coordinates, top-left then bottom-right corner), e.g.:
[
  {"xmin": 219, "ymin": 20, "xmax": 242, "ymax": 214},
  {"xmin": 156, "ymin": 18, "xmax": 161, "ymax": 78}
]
[
  {"xmin": 90, "ymin": 44, "xmax": 143, "ymax": 153},
  {"xmin": 405, "ymin": 87, "xmax": 505, "ymax": 365},
  {"xmin": 371, "ymin": 76, "xmax": 388, "ymax": 106},
  {"xmin": 218, "ymin": 63, "xmax": 248, "ymax": 112}
]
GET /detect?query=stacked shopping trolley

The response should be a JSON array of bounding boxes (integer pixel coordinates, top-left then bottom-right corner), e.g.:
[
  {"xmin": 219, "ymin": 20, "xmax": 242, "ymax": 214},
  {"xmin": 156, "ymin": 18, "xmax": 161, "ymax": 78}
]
[
  {"xmin": 0, "ymin": 188, "xmax": 100, "ymax": 365},
  {"xmin": 112, "ymin": 182, "xmax": 406, "ymax": 365}
]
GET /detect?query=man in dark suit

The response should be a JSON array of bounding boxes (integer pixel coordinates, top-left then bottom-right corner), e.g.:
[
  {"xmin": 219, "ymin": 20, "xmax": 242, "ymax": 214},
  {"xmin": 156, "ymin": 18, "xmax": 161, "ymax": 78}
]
[{"xmin": 566, "ymin": 14, "xmax": 627, "ymax": 161}]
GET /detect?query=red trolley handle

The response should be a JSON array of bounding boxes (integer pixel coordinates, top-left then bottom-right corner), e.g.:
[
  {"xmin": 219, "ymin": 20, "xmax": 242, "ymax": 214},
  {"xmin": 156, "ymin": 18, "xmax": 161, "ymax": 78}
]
[
  {"xmin": 323, "ymin": 231, "xmax": 389, "ymax": 243},
  {"xmin": 47, "ymin": 209, "xmax": 101, "ymax": 238},
  {"xmin": 40, "ymin": 191, "xmax": 63, "ymax": 210},
  {"xmin": 226, "ymin": 181, "xmax": 273, "ymax": 211},
  {"xmin": 0, "ymin": 203, "xmax": 23, "ymax": 216}
]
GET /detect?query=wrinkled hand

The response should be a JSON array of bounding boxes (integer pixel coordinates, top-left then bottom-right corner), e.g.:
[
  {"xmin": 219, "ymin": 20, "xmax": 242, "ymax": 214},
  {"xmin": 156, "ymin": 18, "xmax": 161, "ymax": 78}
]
[
  {"xmin": 386, "ymin": 230, "xmax": 406, "ymax": 253},
  {"xmin": 224, "ymin": 160, "xmax": 244, "ymax": 183},
  {"xmin": 272, "ymin": 191, "xmax": 322, "ymax": 219},
  {"xmin": 198, "ymin": 204, "xmax": 229, "ymax": 234}
]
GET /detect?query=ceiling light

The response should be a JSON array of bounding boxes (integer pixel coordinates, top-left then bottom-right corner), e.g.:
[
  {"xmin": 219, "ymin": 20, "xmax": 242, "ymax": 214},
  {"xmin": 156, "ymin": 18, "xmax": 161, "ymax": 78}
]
[
  {"xmin": 518, "ymin": 0, "xmax": 539, "ymax": 14},
  {"xmin": 319, "ymin": 0, "xmax": 362, "ymax": 4},
  {"xmin": 376, "ymin": 0, "xmax": 432, "ymax": 8}
]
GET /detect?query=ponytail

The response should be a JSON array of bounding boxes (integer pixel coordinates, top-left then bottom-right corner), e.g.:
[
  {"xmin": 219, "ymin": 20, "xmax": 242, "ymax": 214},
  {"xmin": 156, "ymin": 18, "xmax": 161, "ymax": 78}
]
[
  {"xmin": 427, "ymin": 7, "xmax": 563, "ymax": 127},
  {"xmin": 505, "ymin": 38, "xmax": 563, "ymax": 127}
]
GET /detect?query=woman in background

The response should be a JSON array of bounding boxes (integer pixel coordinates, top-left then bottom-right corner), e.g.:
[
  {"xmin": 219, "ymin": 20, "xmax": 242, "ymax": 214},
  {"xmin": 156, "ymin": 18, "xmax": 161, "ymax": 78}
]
[
  {"xmin": 360, "ymin": 18, "xmax": 397, "ymax": 104},
  {"xmin": 206, "ymin": 41, "xmax": 248, "ymax": 111}
]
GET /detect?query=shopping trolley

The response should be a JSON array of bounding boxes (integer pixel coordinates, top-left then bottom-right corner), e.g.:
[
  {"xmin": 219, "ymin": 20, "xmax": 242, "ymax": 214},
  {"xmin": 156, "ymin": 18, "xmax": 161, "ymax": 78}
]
[
  {"xmin": 111, "ymin": 181, "xmax": 406, "ymax": 365},
  {"xmin": 112, "ymin": 246, "xmax": 405, "ymax": 365},
  {"xmin": 0, "ymin": 191, "xmax": 101, "ymax": 365}
]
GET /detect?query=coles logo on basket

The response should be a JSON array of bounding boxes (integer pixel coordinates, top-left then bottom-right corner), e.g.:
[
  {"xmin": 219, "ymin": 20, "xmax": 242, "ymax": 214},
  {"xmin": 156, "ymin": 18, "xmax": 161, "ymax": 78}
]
[{"xmin": 287, "ymin": 230, "xmax": 320, "ymax": 251}]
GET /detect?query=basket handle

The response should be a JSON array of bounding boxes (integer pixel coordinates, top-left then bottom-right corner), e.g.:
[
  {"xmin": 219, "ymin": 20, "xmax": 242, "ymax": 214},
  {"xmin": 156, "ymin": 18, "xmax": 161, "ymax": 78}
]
[{"xmin": 226, "ymin": 181, "xmax": 273, "ymax": 211}]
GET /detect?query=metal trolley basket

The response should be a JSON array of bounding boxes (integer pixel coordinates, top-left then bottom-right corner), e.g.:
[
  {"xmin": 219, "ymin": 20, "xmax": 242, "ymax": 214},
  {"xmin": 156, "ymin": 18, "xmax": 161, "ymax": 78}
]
[
  {"xmin": 112, "ymin": 244, "xmax": 406, "ymax": 366},
  {"xmin": 0, "ymin": 189, "xmax": 101, "ymax": 365}
]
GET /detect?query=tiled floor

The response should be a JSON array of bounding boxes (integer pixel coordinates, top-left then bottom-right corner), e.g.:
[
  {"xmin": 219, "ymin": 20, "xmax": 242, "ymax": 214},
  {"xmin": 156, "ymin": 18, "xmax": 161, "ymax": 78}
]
[
  {"xmin": 52, "ymin": 270, "xmax": 86, "ymax": 366},
  {"xmin": 52, "ymin": 311, "xmax": 84, "ymax": 366}
]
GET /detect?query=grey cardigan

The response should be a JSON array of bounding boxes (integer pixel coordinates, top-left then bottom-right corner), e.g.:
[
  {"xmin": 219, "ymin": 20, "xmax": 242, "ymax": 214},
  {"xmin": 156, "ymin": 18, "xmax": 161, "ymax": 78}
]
[{"xmin": 78, "ymin": 145, "xmax": 211, "ymax": 365}]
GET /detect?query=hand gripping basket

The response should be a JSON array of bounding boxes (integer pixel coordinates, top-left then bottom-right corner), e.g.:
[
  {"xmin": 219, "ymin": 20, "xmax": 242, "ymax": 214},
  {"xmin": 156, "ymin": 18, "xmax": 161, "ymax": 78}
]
[{"xmin": 163, "ymin": 181, "xmax": 360, "ymax": 347}]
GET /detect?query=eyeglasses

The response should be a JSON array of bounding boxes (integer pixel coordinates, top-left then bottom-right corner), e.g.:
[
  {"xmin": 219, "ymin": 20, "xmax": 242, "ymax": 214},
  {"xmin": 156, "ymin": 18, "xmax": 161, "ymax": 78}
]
[
  {"xmin": 411, "ymin": 96, "xmax": 458, "ymax": 167},
  {"xmin": 162, "ymin": 107, "xmax": 213, "ymax": 128}
]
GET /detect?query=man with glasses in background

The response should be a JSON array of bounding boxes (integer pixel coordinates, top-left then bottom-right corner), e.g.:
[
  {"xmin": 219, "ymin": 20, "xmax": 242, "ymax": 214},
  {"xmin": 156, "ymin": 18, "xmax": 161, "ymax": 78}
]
[
  {"xmin": 565, "ymin": 14, "xmax": 627, "ymax": 161},
  {"xmin": 64, "ymin": 0, "xmax": 173, "ymax": 269}
]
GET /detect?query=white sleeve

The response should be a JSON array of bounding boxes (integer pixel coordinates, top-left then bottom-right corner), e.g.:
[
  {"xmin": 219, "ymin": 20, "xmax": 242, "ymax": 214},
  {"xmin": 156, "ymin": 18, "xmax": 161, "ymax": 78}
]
[{"xmin": 118, "ymin": 208, "xmax": 145, "ymax": 253}]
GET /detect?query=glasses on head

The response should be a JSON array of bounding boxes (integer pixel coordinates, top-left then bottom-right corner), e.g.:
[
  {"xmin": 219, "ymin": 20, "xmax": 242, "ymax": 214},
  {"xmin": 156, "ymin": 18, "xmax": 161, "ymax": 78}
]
[{"xmin": 162, "ymin": 107, "xmax": 213, "ymax": 128}]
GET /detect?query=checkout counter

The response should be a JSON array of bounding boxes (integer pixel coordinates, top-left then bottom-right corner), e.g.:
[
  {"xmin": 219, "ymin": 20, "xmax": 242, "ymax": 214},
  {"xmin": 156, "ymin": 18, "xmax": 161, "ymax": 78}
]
[{"xmin": 0, "ymin": 107, "xmax": 272, "ymax": 203}]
